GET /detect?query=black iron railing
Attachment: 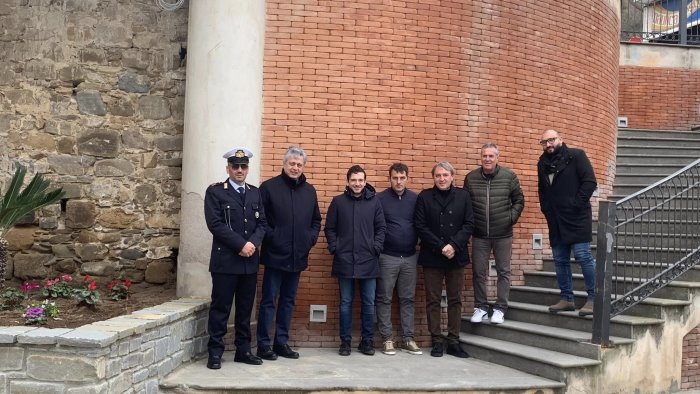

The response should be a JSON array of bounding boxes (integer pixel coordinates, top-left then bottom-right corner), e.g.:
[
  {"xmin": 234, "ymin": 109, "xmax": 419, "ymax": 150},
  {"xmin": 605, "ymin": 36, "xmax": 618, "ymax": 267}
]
[
  {"xmin": 621, "ymin": 0, "xmax": 700, "ymax": 45},
  {"xmin": 592, "ymin": 158, "xmax": 700, "ymax": 345}
]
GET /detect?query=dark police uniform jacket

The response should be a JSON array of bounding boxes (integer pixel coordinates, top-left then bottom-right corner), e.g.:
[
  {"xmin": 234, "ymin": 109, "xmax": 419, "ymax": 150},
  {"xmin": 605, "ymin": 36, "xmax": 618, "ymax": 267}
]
[{"xmin": 204, "ymin": 179, "xmax": 267, "ymax": 275}]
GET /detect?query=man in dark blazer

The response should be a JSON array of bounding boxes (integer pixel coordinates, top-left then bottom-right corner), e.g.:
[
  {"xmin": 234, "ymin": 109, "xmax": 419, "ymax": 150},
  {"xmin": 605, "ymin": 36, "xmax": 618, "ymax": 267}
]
[
  {"xmin": 537, "ymin": 130, "xmax": 597, "ymax": 316},
  {"xmin": 204, "ymin": 147, "xmax": 267, "ymax": 369},
  {"xmin": 414, "ymin": 161, "xmax": 473, "ymax": 358},
  {"xmin": 256, "ymin": 146, "xmax": 321, "ymax": 361}
]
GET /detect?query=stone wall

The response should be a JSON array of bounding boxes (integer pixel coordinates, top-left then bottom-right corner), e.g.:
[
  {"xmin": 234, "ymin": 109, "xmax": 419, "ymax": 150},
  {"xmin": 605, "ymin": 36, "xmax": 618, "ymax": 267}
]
[
  {"xmin": 0, "ymin": 297, "xmax": 208, "ymax": 393},
  {"xmin": 0, "ymin": 1, "xmax": 188, "ymax": 286}
]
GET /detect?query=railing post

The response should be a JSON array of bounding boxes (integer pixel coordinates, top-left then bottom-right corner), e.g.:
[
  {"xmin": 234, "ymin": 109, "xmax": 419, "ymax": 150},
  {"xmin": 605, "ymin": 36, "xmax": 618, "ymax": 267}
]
[
  {"xmin": 679, "ymin": 0, "xmax": 688, "ymax": 45},
  {"xmin": 592, "ymin": 200, "xmax": 616, "ymax": 346}
]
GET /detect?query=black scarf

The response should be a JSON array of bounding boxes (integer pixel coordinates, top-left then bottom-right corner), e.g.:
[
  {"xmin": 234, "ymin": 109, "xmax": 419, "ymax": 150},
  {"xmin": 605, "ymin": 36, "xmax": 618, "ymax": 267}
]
[{"xmin": 540, "ymin": 143, "xmax": 569, "ymax": 175}]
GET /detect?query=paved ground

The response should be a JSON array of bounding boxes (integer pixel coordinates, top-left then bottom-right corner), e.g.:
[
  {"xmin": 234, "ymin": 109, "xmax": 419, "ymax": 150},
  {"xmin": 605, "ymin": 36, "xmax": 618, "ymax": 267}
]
[{"xmin": 161, "ymin": 347, "xmax": 564, "ymax": 393}]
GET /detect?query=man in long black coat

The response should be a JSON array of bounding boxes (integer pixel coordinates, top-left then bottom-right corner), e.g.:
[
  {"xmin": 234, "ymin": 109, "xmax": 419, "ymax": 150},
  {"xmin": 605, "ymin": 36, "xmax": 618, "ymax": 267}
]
[
  {"xmin": 414, "ymin": 161, "xmax": 473, "ymax": 358},
  {"xmin": 204, "ymin": 147, "xmax": 267, "ymax": 369},
  {"xmin": 256, "ymin": 146, "xmax": 321, "ymax": 361},
  {"xmin": 537, "ymin": 130, "xmax": 597, "ymax": 316}
]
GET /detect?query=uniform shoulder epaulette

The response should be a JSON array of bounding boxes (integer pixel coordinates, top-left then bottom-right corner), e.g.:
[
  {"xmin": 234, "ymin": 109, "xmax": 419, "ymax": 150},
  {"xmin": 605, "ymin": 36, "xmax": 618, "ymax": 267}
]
[{"xmin": 209, "ymin": 181, "xmax": 224, "ymax": 187}]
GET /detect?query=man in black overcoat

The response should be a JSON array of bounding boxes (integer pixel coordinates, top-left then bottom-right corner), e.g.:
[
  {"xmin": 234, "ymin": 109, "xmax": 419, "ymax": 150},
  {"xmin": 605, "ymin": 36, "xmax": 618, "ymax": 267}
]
[{"xmin": 537, "ymin": 130, "xmax": 597, "ymax": 316}]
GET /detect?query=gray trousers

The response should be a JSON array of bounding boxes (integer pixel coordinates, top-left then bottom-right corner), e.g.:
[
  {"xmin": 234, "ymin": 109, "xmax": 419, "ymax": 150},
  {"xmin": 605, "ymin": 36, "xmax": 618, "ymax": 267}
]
[
  {"xmin": 472, "ymin": 236, "xmax": 512, "ymax": 311},
  {"xmin": 375, "ymin": 253, "xmax": 418, "ymax": 341}
]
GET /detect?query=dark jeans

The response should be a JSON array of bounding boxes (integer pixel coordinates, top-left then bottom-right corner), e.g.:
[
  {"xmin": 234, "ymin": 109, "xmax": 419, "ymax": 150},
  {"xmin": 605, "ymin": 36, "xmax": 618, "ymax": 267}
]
[
  {"xmin": 338, "ymin": 278, "xmax": 376, "ymax": 343},
  {"xmin": 423, "ymin": 266, "xmax": 464, "ymax": 343},
  {"xmin": 376, "ymin": 253, "xmax": 418, "ymax": 341},
  {"xmin": 552, "ymin": 241, "xmax": 596, "ymax": 301},
  {"xmin": 256, "ymin": 267, "xmax": 301, "ymax": 347},
  {"xmin": 207, "ymin": 272, "xmax": 257, "ymax": 357},
  {"xmin": 472, "ymin": 237, "xmax": 512, "ymax": 311}
]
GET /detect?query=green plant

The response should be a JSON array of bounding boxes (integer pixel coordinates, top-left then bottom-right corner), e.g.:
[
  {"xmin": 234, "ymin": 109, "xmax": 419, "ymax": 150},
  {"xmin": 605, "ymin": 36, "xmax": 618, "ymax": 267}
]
[
  {"xmin": 73, "ymin": 275, "xmax": 101, "ymax": 307},
  {"xmin": 0, "ymin": 287, "xmax": 25, "ymax": 311},
  {"xmin": 42, "ymin": 275, "xmax": 76, "ymax": 298},
  {"xmin": 0, "ymin": 165, "xmax": 64, "ymax": 287},
  {"xmin": 106, "ymin": 278, "xmax": 132, "ymax": 301}
]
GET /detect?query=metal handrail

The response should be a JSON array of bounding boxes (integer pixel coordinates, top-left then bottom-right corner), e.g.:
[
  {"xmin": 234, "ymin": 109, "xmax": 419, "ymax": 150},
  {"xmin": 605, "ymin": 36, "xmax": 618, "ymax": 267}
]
[{"xmin": 592, "ymin": 158, "xmax": 700, "ymax": 345}]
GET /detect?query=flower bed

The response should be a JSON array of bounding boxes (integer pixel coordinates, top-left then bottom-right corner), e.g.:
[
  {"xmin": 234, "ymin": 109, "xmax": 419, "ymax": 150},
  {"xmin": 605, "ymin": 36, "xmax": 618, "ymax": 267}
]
[{"xmin": 0, "ymin": 297, "xmax": 209, "ymax": 393}]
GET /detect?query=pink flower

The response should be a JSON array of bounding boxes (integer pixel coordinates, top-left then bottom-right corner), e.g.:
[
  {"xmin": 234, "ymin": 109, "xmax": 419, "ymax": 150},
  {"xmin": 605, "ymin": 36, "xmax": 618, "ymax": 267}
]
[
  {"xmin": 88, "ymin": 280, "xmax": 97, "ymax": 291},
  {"xmin": 61, "ymin": 274, "xmax": 73, "ymax": 282},
  {"xmin": 83, "ymin": 275, "xmax": 90, "ymax": 284}
]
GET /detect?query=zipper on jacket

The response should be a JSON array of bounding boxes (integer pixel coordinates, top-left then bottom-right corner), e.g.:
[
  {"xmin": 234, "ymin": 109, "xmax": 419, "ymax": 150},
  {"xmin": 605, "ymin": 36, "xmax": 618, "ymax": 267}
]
[{"xmin": 486, "ymin": 179, "xmax": 490, "ymax": 237}]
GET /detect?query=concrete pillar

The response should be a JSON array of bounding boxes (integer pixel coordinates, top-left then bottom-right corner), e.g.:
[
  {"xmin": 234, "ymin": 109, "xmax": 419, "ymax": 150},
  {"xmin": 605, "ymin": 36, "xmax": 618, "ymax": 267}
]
[{"xmin": 177, "ymin": 0, "xmax": 266, "ymax": 297}]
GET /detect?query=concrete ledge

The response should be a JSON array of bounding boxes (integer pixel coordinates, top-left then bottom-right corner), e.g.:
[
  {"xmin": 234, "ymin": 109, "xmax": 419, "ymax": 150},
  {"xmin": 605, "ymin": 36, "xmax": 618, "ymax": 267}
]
[{"xmin": 0, "ymin": 297, "xmax": 210, "ymax": 393}]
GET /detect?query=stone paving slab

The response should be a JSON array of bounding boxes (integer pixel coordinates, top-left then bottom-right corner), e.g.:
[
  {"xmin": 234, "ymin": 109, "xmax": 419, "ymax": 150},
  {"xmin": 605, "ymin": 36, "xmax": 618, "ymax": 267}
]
[
  {"xmin": 17, "ymin": 328, "xmax": 73, "ymax": 345},
  {"xmin": 161, "ymin": 348, "xmax": 564, "ymax": 392}
]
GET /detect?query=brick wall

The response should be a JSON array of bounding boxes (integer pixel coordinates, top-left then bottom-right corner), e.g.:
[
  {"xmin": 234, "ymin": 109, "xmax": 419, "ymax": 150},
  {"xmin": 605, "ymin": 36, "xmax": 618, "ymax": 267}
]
[
  {"xmin": 260, "ymin": 0, "xmax": 619, "ymax": 347},
  {"xmin": 683, "ymin": 327, "xmax": 700, "ymax": 389},
  {"xmin": 619, "ymin": 66, "xmax": 700, "ymax": 131}
]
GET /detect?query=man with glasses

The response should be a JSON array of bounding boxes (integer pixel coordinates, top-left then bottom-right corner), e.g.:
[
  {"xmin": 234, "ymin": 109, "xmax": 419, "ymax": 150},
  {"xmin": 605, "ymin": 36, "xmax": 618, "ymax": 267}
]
[
  {"xmin": 537, "ymin": 130, "xmax": 597, "ymax": 316},
  {"xmin": 256, "ymin": 146, "xmax": 321, "ymax": 361},
  {"xmin": 204, "ymin": 147, "xmax": 267, "ymax": 369}
]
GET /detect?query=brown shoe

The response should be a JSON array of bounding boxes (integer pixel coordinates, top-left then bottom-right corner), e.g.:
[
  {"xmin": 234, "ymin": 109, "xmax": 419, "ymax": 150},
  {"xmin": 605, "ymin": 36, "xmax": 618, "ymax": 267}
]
[
  {"xmin": 578, "ymin": 300, "xmax": 594, "ymax": 316},
  {"xmin": 548, "ymin": 300, "xmax": 575, "ymax": 313}
]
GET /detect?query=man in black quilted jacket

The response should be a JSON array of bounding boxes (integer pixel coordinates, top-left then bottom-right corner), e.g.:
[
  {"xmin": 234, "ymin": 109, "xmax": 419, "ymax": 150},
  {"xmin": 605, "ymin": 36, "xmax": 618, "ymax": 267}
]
[{"xmin": 464, "ymin": 143, "xmax": 524, "ymax": 325}]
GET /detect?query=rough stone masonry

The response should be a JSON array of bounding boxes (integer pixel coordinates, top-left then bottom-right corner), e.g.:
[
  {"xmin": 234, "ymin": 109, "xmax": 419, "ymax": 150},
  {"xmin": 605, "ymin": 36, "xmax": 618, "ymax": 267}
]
[{"xmin": 0, "ymin": 1, "xmax": 189, "ymax": 286}]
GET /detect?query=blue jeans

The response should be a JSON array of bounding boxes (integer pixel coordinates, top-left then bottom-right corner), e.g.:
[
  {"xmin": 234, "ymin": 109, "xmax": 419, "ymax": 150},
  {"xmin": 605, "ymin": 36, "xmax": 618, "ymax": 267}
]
[
  {"xmin": 338, "ymin": 278, "xmax": 376, "ymax": 343},
  {"xmin": 256, "ymin": 267, "xmax": 301, "ymax": 347},
  {"xmin": 552, "ymin": 242, "xmax": 596, "ymax": 302}
]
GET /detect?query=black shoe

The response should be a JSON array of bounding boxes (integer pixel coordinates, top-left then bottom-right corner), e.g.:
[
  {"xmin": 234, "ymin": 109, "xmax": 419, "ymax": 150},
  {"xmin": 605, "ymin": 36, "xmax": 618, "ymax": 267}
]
[
  {"xmin": 339, "ymin": 340, "xmax": 351, "ymax": 356},
  {"xmin": 234, "ymin": 351, "xmax": 263, "ymax": 365},
  {"xmin": 430, "ymin": 342, "xmax": 444, "ymax": 357},
  {"xmin": 358, "ymin": 339, "xmax": 375, "ymax": 355},
  {"xmin": 256, "ymin": 345, "xmax": 278, "ymax": 360},
  {"xmin": 273, "ymin": 343, "xmax": 300, "ymax": 359},
  {"xmin": 206, "ymin": 355, "xmax": 221, "ymax": 369},
  {"xmin": 446, "ymin": 342, "xmax": 470, "ymax": 358}
]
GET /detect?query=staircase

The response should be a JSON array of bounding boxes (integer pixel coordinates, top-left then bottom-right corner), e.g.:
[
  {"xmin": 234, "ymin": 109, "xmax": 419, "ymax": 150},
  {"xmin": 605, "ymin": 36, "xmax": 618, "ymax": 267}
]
[{"xmin": 460, "ymin": 128, "xmax": 700, "ymax": 393}]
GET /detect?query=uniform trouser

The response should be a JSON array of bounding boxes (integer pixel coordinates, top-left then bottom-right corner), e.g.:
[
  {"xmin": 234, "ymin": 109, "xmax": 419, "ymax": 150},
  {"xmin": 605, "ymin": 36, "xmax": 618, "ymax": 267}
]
[
  {"xmin": 257, "ymin": 267, "xmax": 301, "ymax": 347},
  {"xmin": 472, "ymin": 237, "xmax": 513, "ymax": 312},
  {"xmin": 423, "ymin": 266, "xmax": 464, "ymax": 344},
  {"xmin": 207, "ymin": 272, "xmax": 257, "ymax": 358},
  {"xmin": 376, "ymin": 253, "xmax": 417, "ymax": 341}
]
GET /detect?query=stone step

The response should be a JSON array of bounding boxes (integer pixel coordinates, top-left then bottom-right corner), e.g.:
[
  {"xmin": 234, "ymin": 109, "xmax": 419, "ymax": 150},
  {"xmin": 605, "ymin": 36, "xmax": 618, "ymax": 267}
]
[
  {"xmin": 506, "ymin": 301, "xmax": 664, "ymax": 339},
  {"xmin": 618, "ymin": 128, "xmax": 700, "ymax": 140},
  {"xmin": 523, "ymin": 271, "xmax": 699, "ymax": 301},
  {"xmin": 615, "ymin": 163, "xmax": 688, "ymax": 175},
  {"xmin": 617, "ymin": 145, "xmax": 700, "ymax": 156},
  {"xmin": 616, "ymin": 153, "xmax": 699, "ymax": 165},
  {"xmin": 542, "ymin": 258, "xmax": 700, "ymax": 281},
  {"xmin": 462, "ymin": 318, "xmax": 634, "ymax": 359},
  {"xmin": 160, "ymin": 347, "xmax": 565, "ymax": 393},
  {"xmin": 459, "ymin": 333, "xmax": 600, "ymax": 382},
  {"xmin": 613, "ymin": 173, "xmax": 683, "ymax": 184},
  {"xmin": 509, "ymin": 286, "xmax": 690, "ymax": 319}
]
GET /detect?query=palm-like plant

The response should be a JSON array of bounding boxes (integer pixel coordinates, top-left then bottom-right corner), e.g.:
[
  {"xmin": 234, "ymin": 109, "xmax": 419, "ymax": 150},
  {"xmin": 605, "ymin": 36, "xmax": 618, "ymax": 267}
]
[{"xmin": 0, "ymin": 165, "xmax": 64, "ymax": 287}]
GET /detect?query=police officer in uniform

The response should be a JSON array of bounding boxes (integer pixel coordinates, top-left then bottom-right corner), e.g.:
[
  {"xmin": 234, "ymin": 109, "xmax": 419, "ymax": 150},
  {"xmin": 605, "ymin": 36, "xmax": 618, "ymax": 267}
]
[{"xmin": 204, "ymin": 147, "xmax": 267, "ymax": 369}]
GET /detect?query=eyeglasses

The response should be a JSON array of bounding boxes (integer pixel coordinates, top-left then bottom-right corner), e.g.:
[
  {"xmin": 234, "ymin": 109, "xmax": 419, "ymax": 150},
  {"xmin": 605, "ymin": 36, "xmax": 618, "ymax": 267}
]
[
  {"xmin": 539, "ymin": 137, "xmax": 558, "ymax": 146},
  {"xmin": 229, "ymin": 164, "xmax": 249, "ymax": 170}
]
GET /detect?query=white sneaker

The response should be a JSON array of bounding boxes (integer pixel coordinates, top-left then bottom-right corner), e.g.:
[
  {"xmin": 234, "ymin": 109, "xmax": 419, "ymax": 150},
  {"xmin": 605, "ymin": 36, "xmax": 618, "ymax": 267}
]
[
  {"xmin": 491, "ymin": 309, "xmax": 505, "ymax": 324},
  {"xmin": 470, "ymin": 308, "xmax": 488, "ymax": 323}
]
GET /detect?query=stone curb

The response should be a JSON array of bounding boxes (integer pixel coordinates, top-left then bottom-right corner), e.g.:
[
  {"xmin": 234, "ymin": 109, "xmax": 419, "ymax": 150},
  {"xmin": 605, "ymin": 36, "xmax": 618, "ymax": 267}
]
[{"xmin": 0, "ymin": 297, "xmax": 209, "ymax": 347}]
